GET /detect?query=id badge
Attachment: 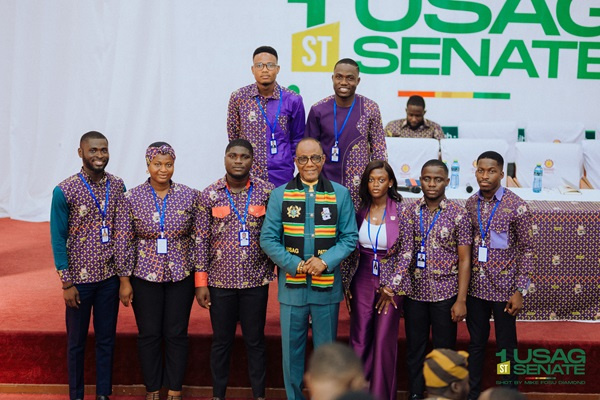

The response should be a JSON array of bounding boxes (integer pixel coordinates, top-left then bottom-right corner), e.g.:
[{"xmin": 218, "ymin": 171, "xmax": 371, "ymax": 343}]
[
  {"xmin": 331, "ymin": 145, "xmax": 339, "ymax": 162},
  {"xmin": 416, "ymin": 251, "xmax": 426, "ymax": 269},
  {"xmin": 270, "ymin": 139, "xmax": 278, "ymax": 155},
  {"xmin": 478, "ymin": 246, "xmax": 488, "ymax": 262},
  {"xmin": 372, "ymin": 259, "xmax": 379, "ymax": 276},
  {"xmin": 239, "ymin": 230, "xmax": 250, "ymax": 247},
  {"xmin": 157, "ymin": 238, "xmax": 168, "ymax": 254},
  {"xmin": 100, "ymin": 226, "xmax": 110, "ymax": 244}
]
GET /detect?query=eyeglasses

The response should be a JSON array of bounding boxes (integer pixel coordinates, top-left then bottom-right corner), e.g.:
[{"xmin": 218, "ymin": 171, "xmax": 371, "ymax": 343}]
[
  {"xmin": 296, "ymin": 154, "xmax": 324, "ymax": 165},
  {"xmin": 254, "ymin": 62, "xmax": 278, "ymax": 71}
]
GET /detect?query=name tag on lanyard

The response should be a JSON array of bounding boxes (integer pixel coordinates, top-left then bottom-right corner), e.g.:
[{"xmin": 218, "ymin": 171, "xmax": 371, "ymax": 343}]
[
  {"xmin": 78, "ymin": 173, "xmax": 111, "ymax": 245},
  {"xmin": 256, "ymin": 92, "xmax": 282, "ymax": 156},
  {"xmin": 100, "ymin": 226, "xmax": 110, "ymax": 244},
  {"xmin": 270, "ymin": 139, "xmax": 278, "ymax": 155},
  {"xmin": 331, "ymin": 145, "xmax": 340, "ymax": 163},
  {"xmin": 418, "ymin": 208, "xmax": 441, "ymax": 270},
  {"xmin": 372, "ymin": 259, "xmax": 379, "ymax": 276},
  {"xmin": 157, "ymin": 237, "xmax": 168, "ymax": 254},
  {"xmin": 226, "ymin": 184, "xmax": 254, "ymax": 247},
  {"xmin": 332, "ymin": 98, "xmax": 356, "ymax": 164},
  {"xmin": 239, "ymin": 230, "xmax": 250, "ymax": 247},
  {"xmin": 478, "ymin": 246, "xmax": 488, "ymax": 263},
  {"xmin": 416, "ymin": 250, "xmax": 426, "ymax": 269},
  {"xmin": 477, "ymin": 197, "xmax": 500, "ymax": 265},
  {"xmin": 150, "ymin": 185, "xmax": 169, "ymax": 254}
]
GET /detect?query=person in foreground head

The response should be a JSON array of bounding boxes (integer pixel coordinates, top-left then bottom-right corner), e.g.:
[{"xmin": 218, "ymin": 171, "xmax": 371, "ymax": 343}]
[
  {"xmin": 479, "ymin": 387, "xmax": 528, "ymax": 400},
  {"xmin": 341, "ymin": 159, "xmax": 412, "ymax": 400},
  {"xmin": 118, "ymin": 142, "xmax": 199, "ymax": 400},
  {"xmin": 423, "ymin": 348, "xmax": 470, "ymax": 400},
  {"xmin": 50, "ymin": 131, "xmax": 127, "ymax": 400},
  {"xmin": 305, "ymin": 58, "xmax": 387, "ymax": 209},
  {"xmin": 465, "ymin": 151, "xmax": 534, "ymax": 399},
  {"xmin": 227, "ymin": 45, "xmax": 306, "ymax": 187},
  {"xmin": 404, "ymin": 160, "xmax": 472, "ymax": 400},
  {"xmin": 260, "ymin": 137, "xmax": 359, "ymax": 400},
  {"xmin": 385, "ymin": 95, "xmax": 444, "ymax": 139},
  {"xmin": 194, "ymin": 138, "xmax": 275, "ymax": 400},
  {"xmin": 304, "ymin": 342, "xmax": 368, "ymax": 400}
]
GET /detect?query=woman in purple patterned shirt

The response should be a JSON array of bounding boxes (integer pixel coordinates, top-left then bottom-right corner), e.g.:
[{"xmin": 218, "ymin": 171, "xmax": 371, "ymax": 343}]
[
  {"xmin": 118, "ymin": 142, "xmax": 200, "ymax": 400},
  {"xmin": 342, "ymin": 160, "xmax": 412, "ymax": 400}
]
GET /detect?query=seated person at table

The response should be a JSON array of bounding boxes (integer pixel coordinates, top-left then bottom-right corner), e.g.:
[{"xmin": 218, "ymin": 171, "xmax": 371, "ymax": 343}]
[{"xmin": 385, "ymin": 95, "xmax": 444, "ymax": 139}]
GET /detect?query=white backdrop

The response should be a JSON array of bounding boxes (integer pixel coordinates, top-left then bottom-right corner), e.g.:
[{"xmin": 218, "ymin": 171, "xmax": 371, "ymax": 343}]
[{"xmin": 2, "ymin": 1, "xmax": 599, "ymax": 221}]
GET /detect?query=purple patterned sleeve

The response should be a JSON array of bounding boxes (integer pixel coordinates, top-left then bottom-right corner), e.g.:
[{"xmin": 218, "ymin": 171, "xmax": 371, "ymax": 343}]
[
  {"xmin": 515, "ymin": 202, "xmax": 535, "ymax": 290},
  {"xmin": 367, "ymin": 102, "xmax": 387, "ymax": 161},
  {"xmin": 196, "ymin": 188, "xmax": 212, "ymax": 273},
  {"xmin": 114, "ymin": 186, "xmax": 134, "ymax": 277},
  {"xmin": 227, "ymin": 90, "xmax": 241, "ymax": 141},
  {"xmin": 382, "ymin": 203, "xmax": 412, "ymax": 295},
  {"xmin": 289, "ymin": 93, "xmax": 306, "ymax": 155},
  {"xmin": 457, "ymin": 207, "xmax": 473, "ymax": 247}
]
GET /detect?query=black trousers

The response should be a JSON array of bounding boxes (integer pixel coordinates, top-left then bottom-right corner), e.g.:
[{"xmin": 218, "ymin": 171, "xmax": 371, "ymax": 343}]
[
  {"xmin": 66, "ymin": 276, "xmax": 119, "ymax": 400},
  {"xmin": 209, "ymin": 285, "xmax": 269, "ymax": 399},
  {"xmin": 131, "ymin": 276, "xmax": 195, "ymax": 392},
  {"xmin": 466, "ymin": 295, "xmax": 518, "ymax": 400},
  {"xmin": 404, "ymin": 296, "xmax": 458, "ymax": 397}
]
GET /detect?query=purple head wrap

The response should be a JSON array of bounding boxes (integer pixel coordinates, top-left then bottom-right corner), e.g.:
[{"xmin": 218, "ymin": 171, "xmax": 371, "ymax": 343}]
[{"xmin": 145, "ymin": 145, "xmax": 176, "ymax": 165}]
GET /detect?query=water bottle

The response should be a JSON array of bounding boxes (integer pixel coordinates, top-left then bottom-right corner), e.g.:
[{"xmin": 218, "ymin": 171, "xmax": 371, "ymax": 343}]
[
  {"xmin": 450, "ymin": 160, "xmax": 460, "ymax": 189},
  {"xmin": 533, "ymin": 164, "xmax": 543, "ymax": 193}
]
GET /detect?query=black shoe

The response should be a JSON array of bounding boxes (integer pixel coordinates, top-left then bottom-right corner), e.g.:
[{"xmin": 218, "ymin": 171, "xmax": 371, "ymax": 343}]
[
  {"xmin": 409, "ymin": 394, "xmax": 424, "ymax": 400},
  {"xmin": 96, "ymin": 396, "xmax": 110, "ymax": 400}
]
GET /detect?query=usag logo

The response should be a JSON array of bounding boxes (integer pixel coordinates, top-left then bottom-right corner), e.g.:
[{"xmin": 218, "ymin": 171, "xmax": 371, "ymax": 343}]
[{"xmin": 497, "ymin": 361, "xmax": 511, "ymax": 375}]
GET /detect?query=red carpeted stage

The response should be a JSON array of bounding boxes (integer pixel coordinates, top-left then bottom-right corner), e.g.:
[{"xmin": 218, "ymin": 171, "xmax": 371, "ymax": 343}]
[{"xmin": 0, "ymin": 218, "xmax": 598, "ymax": 398}]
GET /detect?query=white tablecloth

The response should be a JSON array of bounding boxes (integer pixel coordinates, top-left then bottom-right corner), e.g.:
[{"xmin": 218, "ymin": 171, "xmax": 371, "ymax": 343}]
[{"xmin": 400, "ymin": 187, "xmax": 600, "ymax": 202}]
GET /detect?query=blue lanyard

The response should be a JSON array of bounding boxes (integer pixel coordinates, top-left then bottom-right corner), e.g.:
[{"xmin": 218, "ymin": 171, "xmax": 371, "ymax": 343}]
[
  {"xmin": 149, "ymin": 185, "xmax": 169, "ymax": 238},
  {"xmin": 256, "ymin": 87, "xmax": 282, "ymax": 139},
  {"xmin": 477, "ymin": 197, "xmax": 502, "ymax": 246},
  {"xmin": 333, "ymin": 97, "xmax": 356, "ymax": 147},
  {"xmin": 225, "ymin": 183, "xmax": 253, "ymax": 231},
  {"xmin": 367, "ymin": 207, "xmax": 386, "ymax": 258},
  {"xmin": 420, "ymin": 206, "xmax": 442, "ymax": 249},
  {"xmin": 78, "ymin": 173, "xmax": 109, "ymax": 224}
]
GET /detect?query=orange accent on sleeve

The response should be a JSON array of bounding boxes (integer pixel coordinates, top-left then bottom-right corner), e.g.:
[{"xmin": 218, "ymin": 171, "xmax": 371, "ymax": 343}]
[{"xmin": 195, "ymin": 272, "xmax": 208, "ymax": 288}]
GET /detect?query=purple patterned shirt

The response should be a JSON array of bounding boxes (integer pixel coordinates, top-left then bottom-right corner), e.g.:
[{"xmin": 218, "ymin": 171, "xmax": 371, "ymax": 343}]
[
  {"xmin": 52, "ymin": 170, "xmax": 128, "ymax": 284},
  {"xmin": 227, "ymin": 82, "xmax": 306, "ymax": 187},
  {"xmin": 122, "ymin": 181, "xmax": 201, "ymax": 283},
  {"xmin": 197, "ymin": 176, "xmax": 275, "ymax": 289},
  {"xmin": 465, "ymin": 187, "xmax": 535, "ymax": 302},
  {"xmin": 407, "ymin": 198, "xmax": 472, "ymax": 302},
  {"xmin": 305, "ymin": 94, "xmax": 388, "ymax": 209},
  {"xmin": 385, "ymin": 118, "xmax": 444, "ymax": 139}
]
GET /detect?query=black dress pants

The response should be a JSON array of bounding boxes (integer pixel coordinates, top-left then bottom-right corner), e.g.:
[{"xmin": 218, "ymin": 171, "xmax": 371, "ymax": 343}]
[
  {"xmin": 209, "ymin": 284, "xmax": 269, "ymax": 399},
  {"xmin": 404, "ymin": 296, "xmax": 458, "ymax": 397},
  {"xmin": 131, "ymin": 276, "xmax": 195, "ymax": 392},
  {"xmin": 466, "ymin": 295, "xmax": 518, "ymax": 400}
]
